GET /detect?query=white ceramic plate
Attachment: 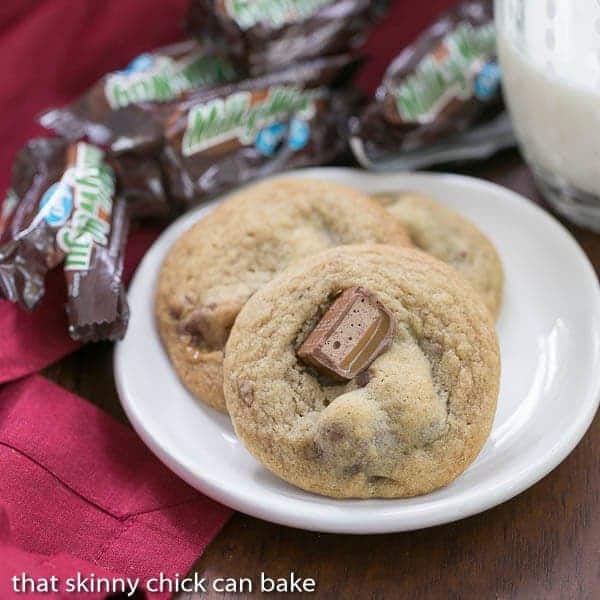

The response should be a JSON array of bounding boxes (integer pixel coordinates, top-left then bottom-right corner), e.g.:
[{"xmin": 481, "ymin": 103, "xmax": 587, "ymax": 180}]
[{"xmin": 114, "ymin": 168, "xmax": 600, "ymax": 534}]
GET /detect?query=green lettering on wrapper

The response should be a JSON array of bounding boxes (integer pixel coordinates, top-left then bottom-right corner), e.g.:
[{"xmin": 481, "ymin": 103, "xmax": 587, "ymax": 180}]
[
  {"xmin": 57, "ymin": 145, "xmax": 115, "ymax": 271},
  {"xmin": 105, "ymin": 53, "xmax": 237, "ymax": 110},
  {"xmin": 225, "ymin": 0, "xmax": 331, "ymax": 29},
  {"xmin": 393, "ymin": 22, "xmax": 496, "ymax": 124},
  {"xmin": 182, "ymin": 86, "xmax": 318, "ymax": 156}
]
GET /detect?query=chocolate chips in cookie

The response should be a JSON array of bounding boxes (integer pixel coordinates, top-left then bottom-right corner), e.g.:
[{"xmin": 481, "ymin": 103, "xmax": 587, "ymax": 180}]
[
  {"xmin": 182, "ymin": 299, "xmax": 243, "ymax": 348},
  {"xmin": 372, "ymin": 191, "xmax": 504, "ymax": 319},
  {"xmin": 297, "ymin": 286, "xmax": 396, "ymax": 382}
]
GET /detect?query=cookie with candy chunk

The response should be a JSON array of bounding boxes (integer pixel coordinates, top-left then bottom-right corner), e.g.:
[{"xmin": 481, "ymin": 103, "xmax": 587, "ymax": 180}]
[{"xmin": 224, "ymin": 244, "xmax": 500, "ymax": 498}]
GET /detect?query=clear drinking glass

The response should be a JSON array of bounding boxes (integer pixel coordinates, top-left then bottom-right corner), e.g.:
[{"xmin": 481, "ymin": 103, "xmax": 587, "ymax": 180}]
[{"xmin": 495, "ymin": 0, "xmax": 600, "ymax": 231}]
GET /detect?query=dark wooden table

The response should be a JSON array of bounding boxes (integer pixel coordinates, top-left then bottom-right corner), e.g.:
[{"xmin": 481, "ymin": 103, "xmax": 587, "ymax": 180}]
[{"xmin": 43, "ymin": 150, "xmax": 600, "ymax": 599}]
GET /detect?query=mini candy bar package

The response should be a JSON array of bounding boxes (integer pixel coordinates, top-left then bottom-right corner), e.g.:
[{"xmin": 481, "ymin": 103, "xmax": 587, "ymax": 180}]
[
  {"xmin": 64, "ymin": 194, "xmax": 131, "ymax": 343},
  {"xmin": 0, "ymin": 138, "xmax": 76, "ymax": 309},
  {"xmin": 187, "ymin": 0, "xmax": 388, "ymax": 75},
  {"xmin": 0, "ymin": 139, "xmax": 131, "ymax": 341},
  {"xmin": 161, "ymin": 54, "xmax": 356, "ymax": 206},
  {"xmin": 40, "ymin": 39, "xmax": 238, "ymax": 155},
  {"xmin": 350, "ymin": 0, "xmax": 504, "ymax": 169}
]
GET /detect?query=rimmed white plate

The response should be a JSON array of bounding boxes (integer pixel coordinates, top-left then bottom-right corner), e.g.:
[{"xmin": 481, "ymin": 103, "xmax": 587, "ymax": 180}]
[{"xmin": 115, "ymin": 168, "xmax": 600, "ymax": 534}]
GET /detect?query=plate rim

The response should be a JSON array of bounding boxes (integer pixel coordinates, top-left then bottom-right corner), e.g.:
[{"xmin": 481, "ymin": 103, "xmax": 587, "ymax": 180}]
[{"xmin": 114, "ymin": 167, "xmax": 600, "ymax": 534}]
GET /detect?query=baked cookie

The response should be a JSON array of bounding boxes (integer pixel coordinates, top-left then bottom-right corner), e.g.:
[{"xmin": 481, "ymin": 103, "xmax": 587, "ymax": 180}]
[
  {"xmin": 156, "ymin": 179, "xmax": 410, "ymax": 412},
  {"xmin": 224, "ymin": 245, "xmax": 500, "ymax": 498},
  {"xmin": 374, "ymin": 192, "xmax": 503, "ymax": 319}
]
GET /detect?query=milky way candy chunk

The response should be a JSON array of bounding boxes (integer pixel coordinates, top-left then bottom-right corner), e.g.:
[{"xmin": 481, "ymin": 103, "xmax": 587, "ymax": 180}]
[{"xmin": 297, "ymin": 286, "xmax": 396, "ymax": 381}]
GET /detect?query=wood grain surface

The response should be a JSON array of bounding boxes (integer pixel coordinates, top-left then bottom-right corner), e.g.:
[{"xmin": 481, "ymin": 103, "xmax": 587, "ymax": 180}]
[{"xmin": 43, "ymin": 150, "xmax": 600, "ymax": 599}]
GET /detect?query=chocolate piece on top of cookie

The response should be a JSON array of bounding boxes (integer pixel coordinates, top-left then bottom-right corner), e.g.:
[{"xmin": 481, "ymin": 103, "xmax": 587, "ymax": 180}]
[{"xmin": 297, "ymin": 287, "xmax": 396, "ymax": 381}]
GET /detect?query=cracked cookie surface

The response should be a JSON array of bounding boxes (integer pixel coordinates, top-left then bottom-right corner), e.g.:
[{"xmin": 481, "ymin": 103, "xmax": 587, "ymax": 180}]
[
  {"xmin": 374, "ymin": 191, "xmax": 504, "ymax": 319},
  {"xmin": 223, "ymin": 245, "xmax": 500, "ymax": 498},
  {"xmin": 156, "ymin": 179, "xmax": 411, "ymax": 411}
]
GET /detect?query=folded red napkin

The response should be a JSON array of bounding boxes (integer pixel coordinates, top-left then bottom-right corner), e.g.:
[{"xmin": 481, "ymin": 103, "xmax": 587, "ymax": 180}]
[{"xmin": 0, "ymin": 375, "xmax": 232, "ymax": 599}]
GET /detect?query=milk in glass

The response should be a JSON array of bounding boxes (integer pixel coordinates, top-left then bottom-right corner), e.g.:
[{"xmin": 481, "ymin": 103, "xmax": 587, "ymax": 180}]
[{"xmin": 496, "ymin": 0, "xmax": 600, "ymax": 229}]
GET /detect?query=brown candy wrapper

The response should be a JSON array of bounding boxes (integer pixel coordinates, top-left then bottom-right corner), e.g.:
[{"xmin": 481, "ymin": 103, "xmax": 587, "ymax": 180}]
[
  {"xmin": 161, "ymin": 54, "xmax": 357, "ymax": 206},
  {"xmin": 350, "ymin": 0, "xmax": 503, "ymax": 167},
  {"xmin": 187, "ymin": 0, "xmax": 388, "ymax": 75},
  {"xmin": 0, "ymin": 139, "xmax": 169, "ymax": 317},
  {"xmin": 39, "ymin": 39, "xmax": 238, "ymax": 155},
  {"xmin": 64, "ymin": 195, "xmax": 130, "ymax": 343},
  {"xmin": 0, "ymin": 138, "xmax": 81, "ymax": 309},
  {"xmin": 0, "ymin": 139, "xmax": 131, "ymax": 341}
]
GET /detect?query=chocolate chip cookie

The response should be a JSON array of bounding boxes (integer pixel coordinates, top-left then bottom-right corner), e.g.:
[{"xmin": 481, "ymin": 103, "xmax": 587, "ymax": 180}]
[
  {"xmin": 156, "ymin": 179, "xmax": 410, "ymax": 411},
  {"xmin": 224, "ymin": 245, "xmax": 500, "ymax": 498},
  {"xmin": 374, "ymin": 192, "xmax": 504, "ymax": 319}
]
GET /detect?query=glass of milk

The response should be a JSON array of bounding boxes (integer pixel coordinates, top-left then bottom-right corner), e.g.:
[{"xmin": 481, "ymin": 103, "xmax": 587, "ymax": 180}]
[{"xmin": 496, "ymin": 0, "xmax": 600, "ymax": 231}]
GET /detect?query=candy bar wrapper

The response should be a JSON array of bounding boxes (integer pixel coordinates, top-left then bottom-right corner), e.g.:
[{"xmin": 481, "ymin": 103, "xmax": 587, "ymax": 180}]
[
  {"xmin": 64, "ymin": 194, "xmax": 130, "ymax": 343},
  {"xmin": 0, "ymin": 139, "xmax": 95, "ymax": 309},
  {"xmin": 161, "ymin": 54, "xmax": 357, "ymax": 207},
  {"xmin": 40, "ymin": 39, "xmax": 238, "ymax": 155},
  {"xmin": 188, "ymin": 0, "xmax": 388, "ymax": 76},
  {"xmin": 350, "ymin": 0, "xmax": 503, "ymax": 167},
  {"xmin": 0, "ymin": 140, "xmax": 135, "ymax": 339},
  {"xmin": 356, "ymin": 112, "xmax": 516, "ymax": 172}
]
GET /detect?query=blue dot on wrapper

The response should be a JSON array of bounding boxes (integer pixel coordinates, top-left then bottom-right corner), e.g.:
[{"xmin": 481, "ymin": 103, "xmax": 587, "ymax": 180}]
[
  {"xmin": 474, "ymin": 62, "xmax": 501, "ymax": 101},
  {"xmin": 255, "ymin": 122, "xmax": 287, "ymax": 156},
  {"xmin": 121, "ymin": 53, "xmax": 154, "ymax": 75},
  {"xmin": 288, "ymin": 119, "xmax": 310, "ymax": 151},
  {"xmin": 39, "ymin": 182, "xmax": 73, "ymax": 227}
]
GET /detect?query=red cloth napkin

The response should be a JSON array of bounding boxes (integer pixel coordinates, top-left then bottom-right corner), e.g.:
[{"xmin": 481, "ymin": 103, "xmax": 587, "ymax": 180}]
[{"xmin": 0, "ymin": 376, "xmax": 232, "ymax": 599}]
